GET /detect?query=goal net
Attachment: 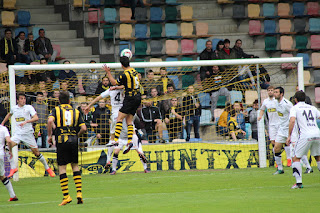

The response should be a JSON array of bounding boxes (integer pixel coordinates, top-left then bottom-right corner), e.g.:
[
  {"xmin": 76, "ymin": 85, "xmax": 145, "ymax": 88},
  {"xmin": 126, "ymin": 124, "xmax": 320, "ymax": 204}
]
[{"xmin": 2, "ymin": 57, "xmax": 306, "ymax": 180}]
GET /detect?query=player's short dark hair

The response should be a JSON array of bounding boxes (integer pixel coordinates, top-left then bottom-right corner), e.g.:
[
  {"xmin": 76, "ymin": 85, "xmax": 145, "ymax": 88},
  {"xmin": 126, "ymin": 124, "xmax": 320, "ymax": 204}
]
[
  {"xmin": 167, "ymin": 83, "xmax": 175, "ymax": 89},
  {"xmin": 275, "ymin": 86, "xmax": 284, "ymax": 95},
  {"xmin": 224, "ymin": 39, "xmax": 230, "ymax": 44},
  {"xmin": 253, "ymin": 99, "xmax": 258, "ymax": 105},
  {"xmin": 16, "ymin": 92, "xmax": 26, "ymax": 100},
  {"xmin": 295, "ymin": 91, "xmax": 306, "ymax": 102},
  {"xmin": 229, "ymin": 109, "xmax": 236, "ymax": 117},
  {"xmin": 147, "ymin": 70, "xmax": 153, "ymax": 74},
  {"xmin": 40, "ymin": 58, "xmax": 48, "ymax": 62},
  {"xmin": 89, "ymin": 60, "xmax": 96, "ymax": 63},
  {"xmin": 59, "ymin": 91, "xmax": 70, "ymax": 104},
  {"xmin": 120, "ymin": 56, "xmax": 130, "ymax": 67}
]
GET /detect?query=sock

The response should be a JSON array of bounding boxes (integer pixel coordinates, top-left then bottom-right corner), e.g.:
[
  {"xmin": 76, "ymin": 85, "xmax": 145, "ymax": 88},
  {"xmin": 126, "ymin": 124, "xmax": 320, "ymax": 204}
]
[
  {"xmin": 317, "ymin": 161, "xmax": 320, "ymax": 171},
  {"xmin": 59, "ymin": 173, "xmax": 69, "ymax": 199},
  {"xmin": 37, "ymin": 154, "xmax": 49, "ymax": 170},
  {"xmin": 292, "ymin": 162, "xmax": 302, "ymax": 184},
  {"xmin": 2, "ymin": 177, "xmax": 16, "ymax": 198},
  {"xmin": 301, "ymin": 155, "xmax": 311, "ymax": 169},
  {"xmin": 274, "ymin": 152, "xmax": 283, "ymax": 170},
  {"xmin": 114, "ymin": 122, "xmax": 123, "ymax": 142},
  {"xmin": 73, "ymin": 171, "xmax": 82, "ymax": 193},
  {"xmin": 127, "ymin": 125, "xmax": 134, "ymax": 142},
  {"xmin": 107, "ymin": 146, "xmax": 114, "ymax": 163},
  {"xmin": 112, "ymin": 153, "xmax": 118, "ymax": 172},
  {"xmin": 132, "ymin": 134, "xmax": 139, "ymax": 149},
  {"xmin": 141, "ymin": 159, "xmax": 147, "ymax": 170},
  {"xmin": 5, "ymin": 152, "xmax": 16, "ymax": 170},
  {"xmin": 284, "ymin": 146, "xmax": 291, "ymax": 160}
]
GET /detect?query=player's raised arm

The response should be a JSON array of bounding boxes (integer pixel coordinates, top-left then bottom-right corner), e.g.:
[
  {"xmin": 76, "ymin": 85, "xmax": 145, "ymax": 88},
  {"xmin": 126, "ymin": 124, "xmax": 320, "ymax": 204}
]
[
  {"xmin": 1, "ymin": 112, "xmax": 12, "ymax": 126},
  {"xmin": 103, "ymin": 64, "xmax": 117, "ymax": 85},
  {"xmin": 86, "ymin": 95, "xmax": 103, "ymax": 112},
  {"xmin": 20, "ymin": 114, "xmax": 39, "ymax": 127}
]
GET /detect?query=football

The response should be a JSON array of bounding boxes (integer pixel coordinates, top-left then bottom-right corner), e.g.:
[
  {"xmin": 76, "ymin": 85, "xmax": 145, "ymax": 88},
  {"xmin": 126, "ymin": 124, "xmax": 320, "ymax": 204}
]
[{"xmin": 120, "ymin": 48, "xmax": 132, "ymax": 60}]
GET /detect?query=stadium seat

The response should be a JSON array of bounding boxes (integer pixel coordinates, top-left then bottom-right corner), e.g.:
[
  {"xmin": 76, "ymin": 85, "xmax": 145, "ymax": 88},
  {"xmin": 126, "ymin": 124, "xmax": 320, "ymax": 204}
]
[
  {"xmin": 134, "ymin": 41, "xmax": 147, "ymax": 56},
  {"xmin": 0, "ymin": 63, "xmax": 8, "ymax": 73},
  {"xmin": 119, "ymin": 41, "xmax": 132, "ymax": 54},
  {"xmin": 295, "ymin": 35, "xmax": 308, "ymax": 50},
  {"xmin": 249, "ymin": 20, "xmax": 264, "ymax": 36},
  {"xmin": 103, "ymin": 25, "xmax": 115, "ymax": 39},
  {"xmin": 135, "ymin": 24, "xmax": 148, "ymax": 39},
  {"xmin": 292, "ymin": 2, "xmax": 306, "ymax": 17},
  {"xmin": 314, "ymin": 70, "xmax": 320, "ymax": 84},
  {"xmin": 248, "ymin": 4, "xmax": 263, "ymax": 19},
  {"xmin": 280, "ymin": 36, "xmax": 294, "ymax": 51},
  {"xmin": 150, "ymin": 7, "xmax": 163, "ymax": 22},
  {"xmin": 165, "ymin": 40, "xmax": 179, "ymax": 55},
  {"xmin": 230, "ymin": 90, "xmax": 243, "ymax": 104},
  {"xmin": 89, "ymin": 0, "xmax": 103, "ymax": 7},
  {"xmin": 165, "ymin": 57, "xmax": 179, "ymax": 72},
  {"xmin": 119, "ymin": 24, "xmax": 135, "ymax": 40},
  {"xmin": 212, "ymin": 38, "xmax": 223, "ymax": 51},
  {"xmin": 196, "ymin": 22, "xmax": 211, "ymax": 38},
  {"xmin": 14, "ymin": 63, "xmax": 26, "ymax": 77},
  {"xmin": 310, "ymin": 35, "xmax": 320, "ymax": 50},
  {"xmin": 309, "ymin": 18, "xmax": 320, "ymax": 33},
  {"xmin": 150, "ymin": 40, "xmax": 163, "ymax": 56},
  {"xmin": 168, "ymin": 75, "xmax": 179, "ymax": 89},
  {"xmin": 104, "ymin": 0, "xmax": 117, "ymax": 7},
  {"xmin": 281, "ymin": 53, "xmax": 294, "ymax": 70},
  {"xmin": 17, "ymin": 11, "xmax": 32, "ymax": 26},
  {"xmin": 120, "ymin": 7, "xmax": 135, "ymax": 23},
  {"xmin": 232, "ymin": 4, "xmax": 246, "ymax": 19},
  {"xmin": 149, "ymin": 58, "xmax": 162, "ymax": 73},
  {"xmin": 213, "ymin": 109, "xmax": 224, "ymax": 123},
  {"xmin": 260, "ymin": 89, "xmax": 268, "ymax": 102},
  {"xmin": 263, "ymin": 3, "xmax": 277, "ymax": 18},
  {"xmin": 217, "ymin": 96, "xmax": 226, "ymax": 108},
  {"xmin": 52, "ymin": 44, "xmax": 61, "ymax": 58},
  {"xmin": 197, "ymin": 39, "xmax": 207, "ymax": 53},
  {"xmin": 264, "ymin": 20, "xmax": 277, "ymax": 35},
  {"xmin": 245, "ymin": 90, "xmax": 258, "ymax": 105},
  {"xmin": 181, "ymin": 39, "xmax": 195, "ymax": 55},
  {"xmin": 279, "ymin": 19, "xmax": 294, "ymax": 34},
  {"xmin": 134, "ymin": 58, "xmax": 146, "ymax": 73},
  {"xmin": 180, "ymin": 6, "xmax": 195, "ymax": 21},
  {"xmin": 182, "ymin": 74, "xmax": 195, "ymax": 89},
  {"xmin": 166, "ymin": 0, "xmax": 181, "ymax": 6},
  {"xmin": 14, "ymin": 27, "xmax": 28, "ymax": 37},
  {"xmin": 199, "ymin": 93, "xmax": 211, "ymax": 108},
  {"xmin": 104, "ymin": 8, "xmax": 118, "ymax": 23},
  {"xmin": 74, "ymin": 0, "xmax": 89, "ymax": 7},
  {"xmin": 303, "ymin": 70, "xmax": 311, "ymax": 85},
  {"xmin": 135, "ymin": 7, "xmax": 148, "ymax": 22},
  {"xmin": 1, "ymin": 11, "xmax": 18, "ymax": 27},
  {"xmin": 165, "ymin": 6, "xmax": 178, "ymax": 21},
  {"xmin": 3, "ymin": 0, "xmax": 16, "ymax": 9},
  {"xmin": 181, "ymin": 57, "xmax": 193, "ymax": 71},
  {"xmin": 32, "ymin": 27, "xmax": 42, "ymax": 40},
  {"xmin": 150, "ymin": 23, "xmax": 163, "ymax": 38},
  {"xmin": 151, "ymin": 0, "xmax": 163, "ymax": 5},
  {"xmin": 278, "ymin": 3, "xmax": 293, "ymax": 18},
  {"xmin": 294, "ymin": 18, "xmax": 306, "ymax": 33},
  {"xmin": 297, "ymin": 53, "xmax": 310, "ymax": 68},
  {"xmin": 315, "ymin": 87, "xmax": 320, "ymax": 103},
  {"xmin": 264, "ymin": 36, "xmax": 277, "ymax": 51},
  {"xmin": 307, "ymin": 2, "xmax": 320, "ymax": 17},
  {"xmin": 181, "ymin": 22, "xmax": 195, "ymax": 38},
  {"xmin": 88, "ymin": 8, "xmax": 104, "ymax": 24},
  {"xmin": 165, "ymin": 23, "xmax": 181, "ymax": 38},
  {"xmin": 311, "ymin": 53, "xmax": 320, "ymax": 68},
  {"xmin": 200, "ymin": 109, "xmax": 213, "ymax": 126}
]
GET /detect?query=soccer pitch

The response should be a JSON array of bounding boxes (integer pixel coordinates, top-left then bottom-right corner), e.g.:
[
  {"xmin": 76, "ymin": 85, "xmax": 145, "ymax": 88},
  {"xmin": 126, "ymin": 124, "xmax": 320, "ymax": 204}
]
[{"xmin": 1, "ymin": 167, "xmax": 319, "ymax": 213}]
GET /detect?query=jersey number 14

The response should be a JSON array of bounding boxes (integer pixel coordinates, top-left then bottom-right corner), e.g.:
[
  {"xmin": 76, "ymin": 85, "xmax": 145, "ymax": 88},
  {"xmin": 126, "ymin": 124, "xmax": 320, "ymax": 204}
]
[{"xmin": 302, "ymin": 110, "xmax": 314, "ymax": 121}]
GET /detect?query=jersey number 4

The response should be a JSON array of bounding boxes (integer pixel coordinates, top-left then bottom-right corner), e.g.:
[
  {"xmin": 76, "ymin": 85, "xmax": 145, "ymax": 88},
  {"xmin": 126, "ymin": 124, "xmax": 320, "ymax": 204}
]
[
  {"xmin": 302, "ymin": 110, "xmax": 314, "ymax": 121},
  {"xmin": 115, "ymin": 92, "xmax": 121, "ymax": 101}
]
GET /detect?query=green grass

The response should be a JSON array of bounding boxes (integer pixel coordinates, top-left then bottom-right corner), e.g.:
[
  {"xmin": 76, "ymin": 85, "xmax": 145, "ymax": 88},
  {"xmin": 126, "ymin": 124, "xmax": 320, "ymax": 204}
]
[{"xmin": 1, "ymin": 167, "xmax": 320, "ymax": 213}]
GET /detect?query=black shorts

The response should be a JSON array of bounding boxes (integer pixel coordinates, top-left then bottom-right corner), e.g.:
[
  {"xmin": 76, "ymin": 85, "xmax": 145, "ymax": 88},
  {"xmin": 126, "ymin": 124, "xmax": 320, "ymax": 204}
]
[
  {"xmin": 120, "ymin": 94, "xmax": 141, "ymax": 115},
  {"xmin": 57, "ymin": 135, "xmax": 78, "ymax": 166}
]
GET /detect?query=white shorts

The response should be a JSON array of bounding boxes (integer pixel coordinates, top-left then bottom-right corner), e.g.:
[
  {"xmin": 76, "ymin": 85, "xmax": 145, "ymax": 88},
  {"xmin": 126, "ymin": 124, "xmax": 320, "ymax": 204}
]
[
  {"xmin": 275, "ymin": 134, "xmax": 287, "ymax": 144},
  {"xmin": 294, "ymin": 137, "xmax": 320, "ymax": 158},
  {"xmin": 0, "ymin": 154, "xmax": 5, "ymax": 176},
  {"xmin": 269, "ymin": 125, "xmax": 278, "ymax": 141},
  {"xmin": 11, "ymin": 133, "xmax": 38, "ymax": 149}
]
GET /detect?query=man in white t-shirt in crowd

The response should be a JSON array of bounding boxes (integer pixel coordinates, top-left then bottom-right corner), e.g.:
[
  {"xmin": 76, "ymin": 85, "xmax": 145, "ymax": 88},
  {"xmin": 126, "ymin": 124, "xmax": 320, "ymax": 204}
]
[
  {"xmin": 1, "ymin": 92, "xmax": 55, "ymax": 178},
  {"xmin": 286, "ymin": 90, "xmax": 320, "ymax": 189},
  {"xmin": 272, "ymin": 87, "xmax": 293, "ymax": 175},
  {"xmin": 0, "ymin": 125, "xmax": 18, "ymax": 201}
]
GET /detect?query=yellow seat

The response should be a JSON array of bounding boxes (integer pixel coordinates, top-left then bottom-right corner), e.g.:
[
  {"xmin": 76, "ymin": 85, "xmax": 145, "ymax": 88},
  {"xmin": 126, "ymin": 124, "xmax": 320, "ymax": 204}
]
[
  {"xmin": 245, "ymin": 90, "xmax": 258, "ymax": 105},
  {"xmin": 181, "ymin": 22, "xmax": 196, "ymax": 38},
  {"xmin": 180, "ymin": 6, "xmax": 196, "ymax": 21},
  {"xmin": 280, "ymin": 36, "xmax": 295, "ymax": 51},
  {"xmin": 303, "ymin": 71, "xmax": 312, "ymax": 86},
  {"xmin": 73, "ymin": 0, "xmax": 90, "ymax": 7},
  {"xmin": 3, "ymin": 0, "xmax": 16, "ymax": 10},
  {"xmin": 248, "ymin": 4, "xmax": 263, "ymax": 19},
  {"xmin": 120, "ymin": 7, "xmax": 136, "ymax": 23},
  {"xmin": 119, "ymin": 24, "xmax": 135, "ymax": 40},
  {"xmin": 1, "ymin": 11, "xmax": 18, "ymax": 27},
  {"xmin": 196, "ymin": 22, "xmax": 212, "ymax": 37},
  {"xmin": 278, "ymin": 3, "xmax": 293, "ymax": 18},
  {"xmin": 149, "ymin": 58, "xmax": 162, "ymax": 73},
  {"xmin": 279, "ymin": 19, "xmax": 295, "ymax": 34}
]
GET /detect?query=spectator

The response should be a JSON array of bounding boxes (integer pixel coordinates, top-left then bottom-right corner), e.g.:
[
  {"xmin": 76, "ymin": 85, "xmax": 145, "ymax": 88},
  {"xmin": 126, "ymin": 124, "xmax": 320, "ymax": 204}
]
[
  {"xmin": 156, "ymin": 67, "xmax": 174, "ymax": 95},
  {"xmin": 26, "ymin": 84, "xmax": 37, "ymax": 104},
  {"xmin": 36, "ymin": 58, "xmax": 57, "ymax": 87},
  {"xmin": 141, "ymin": 99, "xmax": 164, "ymax": 143},
  {"xmin": 34, "ymin": 29, "xmax": 57, "ymax": 62},
  {"xmin": 92, "ymin": 99, "xmax": 111, "ymax": 145},
  {"xmin": 141, "ymin": 70, "xmax": 157, "ymax": 96},
  {"xmin": 183, "ymin": 85, "xmax": 201, "ymax": 142},
  {"xmin": 199, "ymin": 40, "xmax": 216, "ymax": 81},
  {"xmin": 95, "ymin": 76, "xmax": 110, "ymax": 94},
  {"xmin": 232, "ymin": 101, "xmax": 246, "ymax": 132},
  {"xmin": 159, "ymin": 84, "xmax": 175, "ymax": 118},
  {"xmin": 78, "ymin": 102, "xmax": 94, "ymax": 146},
  {"xmin": 228, "ymin": 109, "xmax": 246, "ymax": 140},
  {"xmin": 15, "ymin": 31, "xmax": 31, "ymax": 64},
  {"xmin": 32, "ymin": 92, "xmax": 49, "ymax": 148},
  {"xmin": 25, "ymin": 33, "xmax": 38, "ymax": 62},
  {"xmin": 80, "ymin": 60, "xmax": 101, "ymax": 96},
  {"xmin": 164, "ymin": 98, "xmax": 183, "ymax": 142},
  {"xmin": 214, "ymin": 40, "xmax": 224, "ymax": 58},
  {"xmin": 60, "ymin": 81, "xmax": 74, "ymax": 99},
  {"xmin": 249, "ymin": 99, "xmax": 259, "ymax": 140},
  {"xmin": 48, "ymin": 89, "xmax": 60, "ymax": 112},
  {"xmin": 21, "ymin": 70, "xmax": 37, "ymax": 85},
  {"xmin": 290, "ymin": 85, "xmax": 312, "ymax": 105},
  {"xmin": 59, "ymin": 60, "xmax": 78, "ymax": 95},
  {"xmin": 233, "ymin": 39, "xmax": 254, "ymax": 59},
  {"xmin": 150, "ymin": 87, "xmax": 160, "ymax": 107},
  {"xmin": 0, "ymin": 29, "xmax": 18, "ymax": 65},
  {"xmin": 249, "ymin": 64, "xmax": 270, "ymax": 89},
  {"xmin": 219, "ymin": 39, "xmax": 237, "ymax": 71},
  {"xmin": 217, "ymin": 103, "xmax": 231, "ymax": 136}
]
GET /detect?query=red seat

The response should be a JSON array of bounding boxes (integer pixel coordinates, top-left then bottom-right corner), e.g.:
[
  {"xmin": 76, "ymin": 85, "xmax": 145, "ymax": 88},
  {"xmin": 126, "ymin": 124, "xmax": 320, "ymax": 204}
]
[
  {"xmin": 249, "ymin": 20, "xmax": 264, "ymax": 36},
  {"xmin": 311, "ymin": 35, "xmax": 320, "ymax": 50},
  {"xmin": 307, "ymin": 2, "xmax": 320, "ymax": 17},
  {"xmin": 281, "ymin": 53, "xmax": 294, "ymax": 70},
  {"xmin": 88, "ymin": 8, "xmax": 104, "ymax": 24},
  {"xmin": 181, "ymin": 39, "xmax": 195, "ymax": 55},
  {"xmin": 52, "ymin": 44, "xmax": 61, "ymax": 57},
  {"xmin": 315, "ymin": 87, "xmax": 320, "ymax": 103}
]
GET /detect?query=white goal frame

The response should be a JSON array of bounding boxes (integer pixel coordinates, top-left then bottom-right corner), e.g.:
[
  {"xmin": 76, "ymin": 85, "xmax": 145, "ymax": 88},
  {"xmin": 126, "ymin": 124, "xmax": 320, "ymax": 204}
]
[{"xmin": 8, "ymin": 57, "xmax": 304, "ymax": 180}]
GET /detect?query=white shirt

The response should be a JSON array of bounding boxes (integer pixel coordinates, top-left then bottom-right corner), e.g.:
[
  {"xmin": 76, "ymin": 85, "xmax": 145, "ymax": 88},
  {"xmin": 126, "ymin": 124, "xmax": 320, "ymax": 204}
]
[
  {"xmin": 289, "ymin": 102, "xmax": 320, "ymax": 138},
  {"xmin": 0, "ymin": 125, "xmax": 10, "ymax": 154},
  {"xmin": 276, "ymin": 97, "xmax": 293, "ymax": 132},
  {"xmin": 260, "ymin": 97, "xmax": 279, "ymax": 126},
  {"xmin": 100, "ymin": 88, "xmax": 124, "ymax": 115},
  {"xmin": 10, "ymin": 105, "xmax": 37, "ymax": 134}
]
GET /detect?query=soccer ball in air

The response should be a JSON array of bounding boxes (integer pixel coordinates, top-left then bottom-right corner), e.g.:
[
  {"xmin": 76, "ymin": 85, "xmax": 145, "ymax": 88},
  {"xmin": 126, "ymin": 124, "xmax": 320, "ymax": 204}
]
[{"xmin": 120, "ymin": 48, "xmax": 132, "ymax": 60}]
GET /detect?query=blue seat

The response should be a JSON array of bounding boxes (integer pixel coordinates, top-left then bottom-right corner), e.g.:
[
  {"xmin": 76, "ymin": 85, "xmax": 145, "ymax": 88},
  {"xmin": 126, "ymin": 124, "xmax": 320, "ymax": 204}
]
[
  {"xmin": 119, "ymin": 41, "xmax": 131, "ymax": 55},
  {"xmin": 135, "ymin": 24, "xmax": 148, "ymax": 39},
  {"xmin": 230, "ymin": 90, "xmax": 243, "ymax": 104},
  {"xmin": 166, "ymin": 57, "xmax": 178, "ymax": 72},
  {"xmin": 309, "ymin": 18, "xmax": 320, "ymax": 33},
  {"xmin": 15, "ymin": 27, "xmax": 28, "ymax": 37},
  {"xmin": 212, "ymin": 38, "xmax": 223, "ymax": 51},
  {"xmin": 292, "ymin": 2, "xmax": 305, "ymax": 17},
  {"xmin": 32, "ymin": 27, "xmax": 42, "ymax": 40},
  {"xmin": 150, "ymin": 7, "xmax": 163, "ymax": 22},
  {"xmin": 104, "ymin": 8, "xmax": 118, "ymax": 23},
  {"xmin": 52, "ymin": 80, "xmax": 60, "ymax": 90},
  {"xmin": 17, "ymin": 11, "xmax": 32, "ymax": 26},
  {"xmin": 14, "ymin": 63, "xmax": 27, "ymax": 77},
  {"xmin": 198, "ymin": 93, "xmax": 211, "ymax": 108},
  {"xmin": 165, "ymin": 23, "xmax": 181, "ymax": 38},
  {"xmin": 263, "ymin": 3, "xmax": 277, "ymax": 18},
  {"xmin": 245, "ymin": 123, "xmax": 251, "ymax": 139},
  {"xmin": 264, "ymin": 20, "xmax": 277, "ymax": 35},
  {"xmin": 166, "ymin": 0, "xmax": 181, "ymax": 6},
  {"xmin": 197, "ymin": 39, "xmax": 207, "ymax": 53},
  {"xmin": 168, "ymin": 75, "xmax": 179, "ymax": 89},
  {"xmin": 90, "ymin": 0, "xmax": 102, "ymax": 7},
  {"xmin": 200, "ymin": 109, "xmax": 213, "ymax": 126},
  {"xmin": 297, "ymin": 53, "xmax": 311, "ymax": 68}
]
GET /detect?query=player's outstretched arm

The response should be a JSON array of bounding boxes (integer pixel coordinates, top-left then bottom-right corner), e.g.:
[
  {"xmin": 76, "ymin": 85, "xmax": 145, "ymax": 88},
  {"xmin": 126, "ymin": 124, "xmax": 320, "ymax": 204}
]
[
  {"xmin": 1, "ymin": 113, "xmax": 12, "ymax": 126},
  {"xmin": 20, "ymin": 114, "xmax": 39, "ymax": 127},
  {"xmin": 86, "ymin": 95, "xmax": 103, "ymax": 112},
  {"xmin": 78, "ymin": 124, "xmax": 87, "ymax": 137},
  {"xmin": 103, "ymin": 64, "xmax": 117, "ymax": 85}
]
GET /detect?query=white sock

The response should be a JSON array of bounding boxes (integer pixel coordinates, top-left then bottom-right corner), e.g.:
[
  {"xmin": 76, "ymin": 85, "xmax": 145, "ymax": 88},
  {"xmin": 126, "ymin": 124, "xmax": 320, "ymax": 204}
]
[
  {"xmin": 284, "ymin": 146, "xmax": 291, "ymax": 160},
  {"xmin": 292, "ymin": 161, "xmax": 302, "ymax": 184},
  {"xmin": 274, "ymin": 153, "xmax": 283, "ymax": 170},
  {"xmin": 317, "ymin": 161, "xmax": 320, "ymax": 171},
  {"xmin": 5, "ymin": 152, "xmax": 16, "ymax": 170},
  {"xmin": 112, "ymin": 154, "xmax": 118, "ymax": 172},
  {"xmin": 37, "ymin": 154, "xmax": 49, "ymax": 170},
  {"xmin": 107, "ymin": 147, "xmax": 114, "ymax": 163},
  {"xmin": 2, "ymin": 177, "xmax": 16, "ymax": 198},
  {"xmin": 301, "ymin": 155, "xmax": 311, "ymax": 169},
  {"xmin": 140, "ymin": 159, "xmax": 147, "ymax": 170},
  {"xmin": 133, "ymin": 134, "xmax": 139, "ymax": 148}
]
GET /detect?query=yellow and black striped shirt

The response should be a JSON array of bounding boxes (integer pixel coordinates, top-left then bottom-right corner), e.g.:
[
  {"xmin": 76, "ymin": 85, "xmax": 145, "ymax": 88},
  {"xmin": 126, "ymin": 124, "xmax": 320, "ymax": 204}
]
[
  {"xmin": 49, "ymin": 104, "xmax": 85, "ymax": 142},
  {"xmin": 117, "ymin": 68, "xmax": 140, "ymax": 96}
]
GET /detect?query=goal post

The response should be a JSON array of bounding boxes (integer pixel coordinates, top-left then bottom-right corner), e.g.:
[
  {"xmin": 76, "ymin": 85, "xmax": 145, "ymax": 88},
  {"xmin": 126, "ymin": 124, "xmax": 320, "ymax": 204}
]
[{"xmin": 6, "ymin": 57, "xmax": 304, "ymax": 180}]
